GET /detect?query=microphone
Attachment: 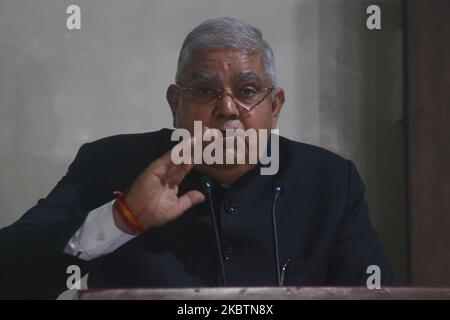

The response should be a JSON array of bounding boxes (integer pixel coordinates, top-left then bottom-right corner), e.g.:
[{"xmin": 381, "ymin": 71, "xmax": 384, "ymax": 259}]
[
  {"xmin": 201, "ymin": 176, "xmax": 227, "ymax": 287},
  {"xmin": 271, "ymin": 182, "xmax": 283, "ymax": 286}
]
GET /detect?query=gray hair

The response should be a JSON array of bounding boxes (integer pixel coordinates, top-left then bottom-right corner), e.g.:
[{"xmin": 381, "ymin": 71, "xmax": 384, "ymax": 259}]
[{"xmin": 175, "ymin": 17, "xmax": 277, "ymax": 86}]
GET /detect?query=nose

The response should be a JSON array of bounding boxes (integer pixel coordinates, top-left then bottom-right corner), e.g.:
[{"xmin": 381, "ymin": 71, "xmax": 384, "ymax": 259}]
[{"xmin": 213, "ymin": 91, "xmax": 240, "ymax": 119}]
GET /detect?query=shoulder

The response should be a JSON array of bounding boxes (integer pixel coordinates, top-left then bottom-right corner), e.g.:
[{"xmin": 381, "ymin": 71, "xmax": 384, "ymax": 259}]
[
  {"xmin": 68, "ymin": 128, "xmax": 174, "ymax": 173},
  {"xmin": 275, "ymin": 135, "xmax": 361, "ymax": 197},
  {"xmin": 278, "ymin": 135, "xmax": 350, "ymax": 175},
  {"xmin": 83, "ymin": 128, "xmax": 173, "ymax": 154},
  {"xmin": 275, "ymin": 136, "xmax": 364, "ymax": 215}
]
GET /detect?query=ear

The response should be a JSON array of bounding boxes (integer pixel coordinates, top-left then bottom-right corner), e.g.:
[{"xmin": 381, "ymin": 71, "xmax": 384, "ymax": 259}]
[
  {"xmin": 270, "ymin": 87, "xmax": 285, "ymax": 129},
  {"xmin": 166, "ymin": 84, "xmax": 179, "ymax": 128}
]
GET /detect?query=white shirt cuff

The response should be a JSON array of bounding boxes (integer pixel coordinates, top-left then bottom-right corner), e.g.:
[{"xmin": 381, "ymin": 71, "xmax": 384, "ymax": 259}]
[{"xmin": 64, "ymin": 200, "xmax": 136, "ymax": 261}]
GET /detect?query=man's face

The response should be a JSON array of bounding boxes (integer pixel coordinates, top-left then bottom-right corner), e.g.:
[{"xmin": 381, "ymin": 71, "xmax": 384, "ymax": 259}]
[{"xmin": 167, "ymin": 49, "xmax": 284, "ymax": 135}]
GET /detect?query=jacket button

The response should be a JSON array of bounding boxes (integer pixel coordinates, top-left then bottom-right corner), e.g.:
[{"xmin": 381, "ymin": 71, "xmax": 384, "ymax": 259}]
[
  {"xmin": 224, "ymin": 246, "xmax": 234, "ymax": 261},
  {"xmin": 223, "ymin": 200, "xmax": 236, "ymax": 214}
]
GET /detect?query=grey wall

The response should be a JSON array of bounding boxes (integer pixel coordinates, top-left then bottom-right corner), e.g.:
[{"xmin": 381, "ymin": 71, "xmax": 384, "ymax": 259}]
[{"xmin": 0, "ymin": 0, "xmax": 406, "ymax": 283}]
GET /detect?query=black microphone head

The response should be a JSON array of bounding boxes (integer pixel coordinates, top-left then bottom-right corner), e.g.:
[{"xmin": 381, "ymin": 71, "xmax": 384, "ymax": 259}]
[
  {"xmin": 273, "ymin": 180, "xmax": 284, "ymax": 194},
  {"xmin": 201, "ymin": 176, "xmax": 214, "ymax": 190}
]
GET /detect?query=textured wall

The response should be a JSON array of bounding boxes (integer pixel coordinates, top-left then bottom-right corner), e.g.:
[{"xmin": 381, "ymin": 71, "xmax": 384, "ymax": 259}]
[
  {"xmin": 0, "ymin": 0, "xmax": 406, "ymax": 283},
  {"xmin": 406, "ymin": 0, "xmax": 450, "ymax": 286}
]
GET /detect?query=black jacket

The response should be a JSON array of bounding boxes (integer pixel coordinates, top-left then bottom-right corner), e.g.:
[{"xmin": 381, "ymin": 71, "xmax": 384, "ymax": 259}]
[{"xmin": 0, "ymin": 128, "xmax": 393, "ymax": 299}]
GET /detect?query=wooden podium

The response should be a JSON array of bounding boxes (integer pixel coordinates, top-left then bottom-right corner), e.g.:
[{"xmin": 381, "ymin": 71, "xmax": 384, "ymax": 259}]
[{"xmin": 76, "ymin": 287, "xmax": 450, "ymax": 300}]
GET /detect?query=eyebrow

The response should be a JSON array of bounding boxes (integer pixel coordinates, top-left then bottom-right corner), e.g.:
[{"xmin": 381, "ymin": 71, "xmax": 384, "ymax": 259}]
[
  {"xmin": 186, "ymin": 70, "xmax": 264, "ymax": 85},
  {"xmin": 233, "ymin": 71, "xmax": 263, "ymax": 84},
  {"xmin": 188, "ymin": 70, "xmax": 218, "ymax": 83}
]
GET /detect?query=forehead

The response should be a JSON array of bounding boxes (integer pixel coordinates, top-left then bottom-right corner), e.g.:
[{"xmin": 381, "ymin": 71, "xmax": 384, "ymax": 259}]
[{"xmin": 181, "ymin": 49, "xmax": 267, "ymax": 83}]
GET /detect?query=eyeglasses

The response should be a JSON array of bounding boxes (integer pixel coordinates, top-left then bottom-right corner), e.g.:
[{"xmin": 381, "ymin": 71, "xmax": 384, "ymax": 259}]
[{"xmin": 175, "ymin": 83, "xmax": 274, "ymax": 112}]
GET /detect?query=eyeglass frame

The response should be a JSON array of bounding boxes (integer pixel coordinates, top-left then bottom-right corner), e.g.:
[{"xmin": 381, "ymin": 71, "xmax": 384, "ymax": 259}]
[{"xmin": 175, "ymin": 83, "xmax": 274, "ymax": 112}]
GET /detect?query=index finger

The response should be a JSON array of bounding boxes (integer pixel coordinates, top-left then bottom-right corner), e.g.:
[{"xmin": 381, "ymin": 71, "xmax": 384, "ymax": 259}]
[{"xmin": 154, "ymin": 134, "xmax": 199, "ymax": 186}]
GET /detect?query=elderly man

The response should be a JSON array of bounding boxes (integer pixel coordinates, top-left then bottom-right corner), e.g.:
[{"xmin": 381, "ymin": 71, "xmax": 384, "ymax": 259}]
[{"xmin": 0, "ymin": 17, "xmax": 393, "ymax": 299}]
